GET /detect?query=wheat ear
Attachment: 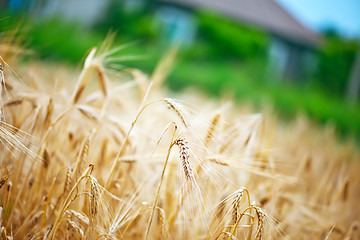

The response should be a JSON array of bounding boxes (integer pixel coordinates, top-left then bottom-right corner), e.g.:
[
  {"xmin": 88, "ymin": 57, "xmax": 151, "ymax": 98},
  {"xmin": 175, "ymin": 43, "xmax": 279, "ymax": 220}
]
[
  {"xmin": 232, "ymin": 190, "xmax": 244, "ymax": 225},
  {"xmin": 89, "ymin": 176, "xmax": 99, "ymax": 234},
  {"xmin": 167, "ymin": 138, "xmax": 198, "ymax": 232},
  {"xmin": 174, "ymin": 138, "xmax": 194, "ymax": 181},
  {"xmin": 204, "ymin": 113, "xmax": 221, "ymax": 147},
  {"xmin": 71, "ymin": 48, "xmax": 96, "ymax": 104},
  {"xmin": 72, "ymin": 129, "xmax": 95, "ymax": 182},
  {"xmin": 157, "ymin": 206, "xmax": 167, "ymax": 240},
  {"xmin": 164, "ymin": 98, "xmax": 188, "ymax": 127},
  {"xmin": 254, "ymin": 207, "xmax": 266, "ymax": 240},
  {"xmin": 227, "ymin": 188, "xmax": 251, "ymax": 240},
  {"xmin": 93, "ymin": 63, "xmax": 108, "ymax": 97}
]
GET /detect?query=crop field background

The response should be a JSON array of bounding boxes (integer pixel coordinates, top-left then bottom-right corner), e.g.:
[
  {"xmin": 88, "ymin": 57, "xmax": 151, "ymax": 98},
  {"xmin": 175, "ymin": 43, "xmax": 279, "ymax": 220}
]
[
  {"xmin": 0, "ymin": 38, "xmax": 360, "ymax": 239},
  {"xmin": 1, "ymin": 1, "xmax": 360, "ymax": 239}
]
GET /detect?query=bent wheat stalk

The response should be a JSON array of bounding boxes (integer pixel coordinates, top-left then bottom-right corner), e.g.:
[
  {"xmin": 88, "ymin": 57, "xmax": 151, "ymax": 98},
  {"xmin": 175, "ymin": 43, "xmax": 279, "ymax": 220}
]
[
  {"xmin": 227, "ymin": 188, "xmax": 252, "ymax": 240},
  {"xmin": 144, "ymin": 123, "xmax": 177, "ymax": 240},
  {"xmin": 106, "ymin": 81, "xmax": 153, "ymax": 188}
]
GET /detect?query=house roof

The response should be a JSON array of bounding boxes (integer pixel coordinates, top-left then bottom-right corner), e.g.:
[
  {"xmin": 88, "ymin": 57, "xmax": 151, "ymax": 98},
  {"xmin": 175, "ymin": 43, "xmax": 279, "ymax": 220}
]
[{"xmin": 161, "ymin": 0, "xmax": 320, "ymax": 47}]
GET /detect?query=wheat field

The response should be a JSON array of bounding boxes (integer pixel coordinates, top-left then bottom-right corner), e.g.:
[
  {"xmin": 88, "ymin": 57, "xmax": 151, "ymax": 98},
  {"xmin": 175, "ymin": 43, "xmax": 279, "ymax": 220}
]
[{"xmin": 0, "ymin": 42, "xmax": 359, "ymax": 240}]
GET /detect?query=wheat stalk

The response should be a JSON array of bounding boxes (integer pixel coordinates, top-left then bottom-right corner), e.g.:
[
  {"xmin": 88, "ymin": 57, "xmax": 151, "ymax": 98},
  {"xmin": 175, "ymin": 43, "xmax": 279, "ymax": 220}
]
[
  {"xmin": 106, "ymin": 81, "xmax": 154, "ymax": 188},
  {"xmin": 145, "ymin": 123, "xmax": 177, "ymax": 240},
  {"xmin": 48, "ymin": 164, "xmax": 94, "ymax": 240}
]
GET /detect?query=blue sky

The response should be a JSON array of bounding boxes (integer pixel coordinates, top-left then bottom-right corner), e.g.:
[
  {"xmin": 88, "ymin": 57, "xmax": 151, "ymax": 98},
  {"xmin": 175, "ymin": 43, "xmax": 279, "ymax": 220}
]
[{"xmin": 276, "ymin": 0, "xmax": 360, "ymax": 38}]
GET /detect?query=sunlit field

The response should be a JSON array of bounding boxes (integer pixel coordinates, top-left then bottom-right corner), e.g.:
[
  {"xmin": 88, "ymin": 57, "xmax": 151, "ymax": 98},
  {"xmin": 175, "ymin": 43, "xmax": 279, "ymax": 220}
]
[{"xmin": 0, "ymin": 40, "xmax": 359, "ymax": 240}]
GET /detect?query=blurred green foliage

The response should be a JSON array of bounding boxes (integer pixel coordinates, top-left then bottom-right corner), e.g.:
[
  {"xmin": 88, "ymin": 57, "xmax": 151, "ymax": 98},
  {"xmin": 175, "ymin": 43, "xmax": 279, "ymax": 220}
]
[
  {"xmin": 0, "ymin": 13, "xmax": 103, "ymax": 63},
  {"xmin": 95, "ymin": 0, "xmax": 156, "ymax": 41},
  {"xmin": 314, "ymin": 29, "xmax": 358, "ymax": 96},
  {"xmin": 1, "ymin": 5, "xmax": 360, "ymax": 140},
  {"xmin": 197, "ymin": 11, "xmax": 269, "ymax": 59},
  {"xmin": 27, "ymin": 18, "xmax": 103, "ymax": 62}
]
